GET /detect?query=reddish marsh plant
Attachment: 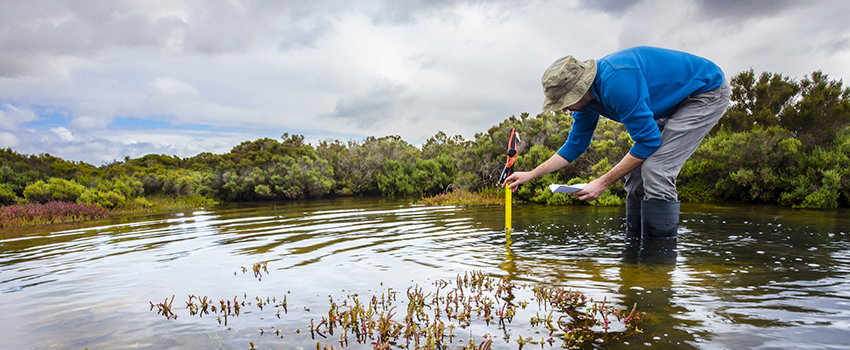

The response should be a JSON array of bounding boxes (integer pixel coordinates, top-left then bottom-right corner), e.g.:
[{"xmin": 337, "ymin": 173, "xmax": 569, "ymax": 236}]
[{"xmin": 0, "ymin": 201, "xmax": 109, "ymax": 227}]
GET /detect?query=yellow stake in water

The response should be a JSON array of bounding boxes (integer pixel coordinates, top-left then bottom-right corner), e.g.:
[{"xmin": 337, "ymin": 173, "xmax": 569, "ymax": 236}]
[{"xmin": 505, "ymin": 184, "xmax": 512, "ymax": 235}]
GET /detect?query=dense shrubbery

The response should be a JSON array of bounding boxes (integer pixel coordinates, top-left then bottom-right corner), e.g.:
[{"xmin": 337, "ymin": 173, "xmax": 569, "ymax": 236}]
[
  {"xmin": 678, "ymin": 69, "xmax": 850, "ymax": 208},
  {"xmin": 1, "ymin": 68, "xmax": 848, "ymax": 215}
]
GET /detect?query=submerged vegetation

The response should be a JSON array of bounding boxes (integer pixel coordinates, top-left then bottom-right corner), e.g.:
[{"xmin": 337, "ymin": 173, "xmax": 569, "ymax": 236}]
[
  {"xmin": 2, "ymin": 69, "xmax": 850, "ymax": 226},
  {"xmin": 150, "ymin": 269, "xmax": 646, "ymax": 349}
]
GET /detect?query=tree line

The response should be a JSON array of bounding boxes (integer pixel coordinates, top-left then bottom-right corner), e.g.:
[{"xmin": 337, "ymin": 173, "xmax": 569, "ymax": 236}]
[{"xmin": 1, "ymin": 69, "xmax": 849, "ymax": 210}]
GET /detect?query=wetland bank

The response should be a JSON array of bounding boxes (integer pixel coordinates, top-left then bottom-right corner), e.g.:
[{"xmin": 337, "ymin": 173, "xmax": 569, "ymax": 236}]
[{"xmin": 1, "ymin": 198, "xmax": 848, "ymax": 349}]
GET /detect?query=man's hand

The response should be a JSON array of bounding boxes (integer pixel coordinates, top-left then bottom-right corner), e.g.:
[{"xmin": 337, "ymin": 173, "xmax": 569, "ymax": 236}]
[
  {"xmin": 504, "ymin": 154, "xmax": 570, "ymax": 192},
  {"xmin": 505, "ymin": 171, "xmax": 534, "ymax": 191},
  {"xmin": 574, "ymin": 178, "xmax": 609, "ymax": 201},
  {"xmin": 574, "ymin": 153, "xmax": 645, "ymax": 202}
]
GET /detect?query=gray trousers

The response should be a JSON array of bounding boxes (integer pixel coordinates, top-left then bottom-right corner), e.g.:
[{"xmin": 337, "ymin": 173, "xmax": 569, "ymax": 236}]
[{"xmin": 625, "ymin": 81, "xmax": 731, "ymax": 201}]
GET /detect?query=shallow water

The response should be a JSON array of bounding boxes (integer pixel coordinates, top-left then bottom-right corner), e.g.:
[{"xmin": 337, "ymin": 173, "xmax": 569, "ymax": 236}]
[{"xmin": 1, "ymin": 198, "xmax": 849, "ymax": 349}]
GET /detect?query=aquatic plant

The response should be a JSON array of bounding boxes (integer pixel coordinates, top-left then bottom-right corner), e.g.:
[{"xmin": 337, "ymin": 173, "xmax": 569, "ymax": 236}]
[
  {"xmin": 150, "ymin": 267, "xmax": 646, "ymax": 349},
  {"xmin": 149, "ymin": 295, "xmax": 177, "ymax": 320},
  {"xmin": 238, "ymin": 261, "xmax": 269, "ymax": 281}
]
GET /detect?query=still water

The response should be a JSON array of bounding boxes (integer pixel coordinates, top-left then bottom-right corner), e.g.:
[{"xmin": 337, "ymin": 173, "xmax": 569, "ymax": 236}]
[{"xmin": 1, "ymin": 197, "xmax": 849, "ymax": 349}]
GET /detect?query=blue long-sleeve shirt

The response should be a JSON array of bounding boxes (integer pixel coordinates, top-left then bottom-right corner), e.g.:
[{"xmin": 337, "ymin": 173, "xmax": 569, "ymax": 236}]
[{"xmin": 556, "ymin": 46, "xmax": 725, "ymax": 162}]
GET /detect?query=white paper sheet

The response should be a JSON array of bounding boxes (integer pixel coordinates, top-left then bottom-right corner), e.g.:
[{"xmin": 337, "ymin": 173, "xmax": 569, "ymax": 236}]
[{"xmin": 548, "ymin": 183, "xmax": 587, "ymax": 194}]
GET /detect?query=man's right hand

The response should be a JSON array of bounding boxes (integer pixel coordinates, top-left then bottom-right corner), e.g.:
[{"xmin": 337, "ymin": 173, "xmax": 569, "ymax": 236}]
[
  {"xmin": 504, "ymin": 153, "xmax": 570, "ymax": 192},
  {"xmin": 505, "ymin": 172, "xmax": 534, "ymax": 192}
]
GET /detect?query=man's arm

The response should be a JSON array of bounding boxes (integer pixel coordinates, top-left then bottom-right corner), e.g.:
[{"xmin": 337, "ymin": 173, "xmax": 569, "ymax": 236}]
[
  {"xmin": 505, "ymin": 153, "xmax": 570, "ymax": 191},
  {"xmin": 574, "ymin": 153, "xmax": 644, "ymax": 201}
]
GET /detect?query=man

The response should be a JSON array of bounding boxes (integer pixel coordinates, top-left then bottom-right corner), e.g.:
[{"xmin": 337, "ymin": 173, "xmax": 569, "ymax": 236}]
[{"xmin": 505, "ymin": 46, "xmax": 730, "ymax": 248}]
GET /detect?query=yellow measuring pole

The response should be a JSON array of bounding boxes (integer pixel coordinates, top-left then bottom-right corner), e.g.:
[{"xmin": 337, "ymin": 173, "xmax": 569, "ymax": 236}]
[{"xmin": 505, "ymin": 184, "xmax": 512, "ymax": 234}]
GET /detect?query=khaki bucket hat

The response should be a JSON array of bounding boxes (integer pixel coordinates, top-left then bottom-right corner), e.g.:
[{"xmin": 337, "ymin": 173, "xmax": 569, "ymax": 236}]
[{"xmin": 541, "ymin": 56, "xmax": 597, "ymax": 111}]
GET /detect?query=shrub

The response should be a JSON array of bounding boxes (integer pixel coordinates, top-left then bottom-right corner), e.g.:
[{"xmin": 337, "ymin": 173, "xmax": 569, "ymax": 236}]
[
  {"xmin": 0, "ymin": 183, "xmax": 18, "ymax": 205},
  {"xmin": 79, "ymin": 189, "xmax": 127, "ymax": 209},
  {"xmin": 796, "ymin": 169, "xmax": 842, "ymax": 209},
  {"xmin": 377, "ymin": 155, "xmax": 455, "ymax": 198},
  {"xmin": 23, "ymin": 178, "xmax": 86, "ymax": 204}
]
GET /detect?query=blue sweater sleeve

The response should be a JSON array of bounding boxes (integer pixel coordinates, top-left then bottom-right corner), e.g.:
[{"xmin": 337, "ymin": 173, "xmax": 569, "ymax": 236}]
[
  {"xmin": 602, "ymin": 69, "xmax": 661, "ymax": 159},
  {"xmin": 557, "ymin": 111, "xmax": 599, "ymax": 162}
]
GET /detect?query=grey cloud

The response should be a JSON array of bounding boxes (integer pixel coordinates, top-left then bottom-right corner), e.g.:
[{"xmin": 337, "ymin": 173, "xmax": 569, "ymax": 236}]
[
  {"xmin": 578, "ymin": 0, "xmax": 643, "ymax": 16},
  {"xmin": 578, "ymin": 0, "xmax": 801, "ymax": 21},
  {"xmin": 0, "ymin": 54, "xmax": 49, "ymax": 77},
  {"xmin": 275, "ymin": 16, "xmax": 336, "ymax": 51},
  {"xmin": 0, "ymin": 0, "xmax": 347, "ymax": 75},
  {"xmin": 372, "ymin": 0, "xmax": 460, "ymax": 24},
  {"xmin": 0, "ymin": 0, "xmax": 521, "ymax": 77},
  {"xmin": 370, "ymin": 0, "xmax": 520, "ymax": 25},
  {"xmin": 0, "ymin": 3, "xmax": 182, "ymax": 55},
  {"xmin": 0, "ymin": 1, "xmax": 184, "ymax": 76},
  {"xmin": 325, "ymin": 80, "xmax": 416, "ymax": 129},
  {"xmin": 692, "ymin": 0, "xmax": 798, "ymax": 20},
  {"xmin": 820, "ymin": 36, "xmax": 850, "ymax": 55}
]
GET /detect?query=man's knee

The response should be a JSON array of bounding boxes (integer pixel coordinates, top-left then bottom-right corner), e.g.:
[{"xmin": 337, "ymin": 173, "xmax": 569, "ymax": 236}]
[{"xmin": 641, "ymin": 159, "xmax": 677, "ymax": 201}]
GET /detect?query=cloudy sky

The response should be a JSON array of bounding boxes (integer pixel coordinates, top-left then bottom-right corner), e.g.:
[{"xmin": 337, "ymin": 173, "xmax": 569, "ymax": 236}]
[{"xmin": 1, "ymin": 0, "xmax": 849, "ymax": 165}]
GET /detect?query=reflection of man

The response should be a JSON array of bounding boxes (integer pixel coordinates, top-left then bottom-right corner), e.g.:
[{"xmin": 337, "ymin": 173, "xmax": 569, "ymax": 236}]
[{"xmin": 505, "ymin": 46, "xmax": 730, "ymax": 247}]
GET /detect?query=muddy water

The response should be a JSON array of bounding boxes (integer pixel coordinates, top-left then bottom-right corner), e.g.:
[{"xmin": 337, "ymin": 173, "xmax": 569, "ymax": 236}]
[{"xmin": 1, "ymin": 198, "xmax": 848, "ymax": 349}]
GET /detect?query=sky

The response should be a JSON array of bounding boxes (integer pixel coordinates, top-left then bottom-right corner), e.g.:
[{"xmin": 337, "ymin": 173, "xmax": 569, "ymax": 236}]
[{"xmin": 1, "ymin": 0, "xmax": 849, "ymax": 165}]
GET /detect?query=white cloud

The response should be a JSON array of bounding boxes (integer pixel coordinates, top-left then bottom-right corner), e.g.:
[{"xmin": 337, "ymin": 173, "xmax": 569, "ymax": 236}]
[
  {"xmin": 0, "ymin": 103, "xmax": 37, "ymax": 131},
  {"xmin": 51, "ymin": 126, "xmax": 74, "ymax": 142},
  {"xmin": 150, "ymin": 77, "xmax": 198, "ymax": 96},
  {"xmin": 0, "ymin": 131, "xmax": 18, "ymax": 147},
  {"xmin": 70, "ymin": 115, "xmax": 112, "ymax": 130}
]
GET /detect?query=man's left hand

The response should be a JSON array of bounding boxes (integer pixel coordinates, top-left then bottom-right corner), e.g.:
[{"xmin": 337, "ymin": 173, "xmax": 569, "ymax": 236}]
[{"xmin": 574, "ymin": 178, "xmax": 609, "ymax": 202}]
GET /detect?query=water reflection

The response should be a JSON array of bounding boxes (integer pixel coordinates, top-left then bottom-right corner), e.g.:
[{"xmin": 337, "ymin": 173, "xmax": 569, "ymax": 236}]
[{"xmin": 0, "ymin": 198, "xmax": 848, "ymax": 349}]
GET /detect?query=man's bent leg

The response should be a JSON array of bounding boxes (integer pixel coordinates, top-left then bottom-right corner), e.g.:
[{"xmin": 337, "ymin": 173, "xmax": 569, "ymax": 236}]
[
  {"xmin": 642, "ymin": 81, "xmax": 730, "ymax": 201},
  {"xmin": 639, "ymin": 82, "xmax": 730, "ymax": 246}
]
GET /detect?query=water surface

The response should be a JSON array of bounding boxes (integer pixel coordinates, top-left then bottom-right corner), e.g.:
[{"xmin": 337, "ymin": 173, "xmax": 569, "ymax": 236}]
[{"xmin": 1, "ymin": 198, "xmax": 848, "ymax": 349}]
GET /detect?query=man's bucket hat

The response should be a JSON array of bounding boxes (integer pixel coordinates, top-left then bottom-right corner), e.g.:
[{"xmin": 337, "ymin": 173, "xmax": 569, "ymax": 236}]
[{"xmin": 541, "ymin": 56, "xmax": 597, "ymax": 111}]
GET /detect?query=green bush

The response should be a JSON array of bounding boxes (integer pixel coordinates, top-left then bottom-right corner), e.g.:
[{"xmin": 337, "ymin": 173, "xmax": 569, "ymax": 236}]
[
  {"xmin": 0, "ymin": 183, "xmax": 18, "ymax": 205},
  {"xmin": 274, "ymin": 156, "xmax": 336, "ymax": 199},
  {"xmin": 680, "ymin": 126, "xmax": 798, "ymax": 203},
  {"xmin": 23, "ymin": 178, "xmax": 86, "ymax": 204},
  {"xmin": 589, "ymin": 192, "xmax": 626, "ymax": 206},
  {"xmin": 79, "ymin": 189, "xmax": 126, "ymax": 209},
  {"xmin": 797, "ymin": 169, "xmax": 842, "ymax": 209},
  {"xmin": 377, "ymin": 155, "xmax": 455, "ymax": 198}
]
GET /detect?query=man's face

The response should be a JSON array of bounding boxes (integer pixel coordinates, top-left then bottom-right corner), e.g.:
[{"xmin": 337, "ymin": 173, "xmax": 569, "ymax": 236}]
[
  {"xmin": 561, "ymin": 90, "xmax": 593, "ymax": 113},
  {"xmin": 562, "ymin": 100, "xmax": 588, "ymax": 113}
]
